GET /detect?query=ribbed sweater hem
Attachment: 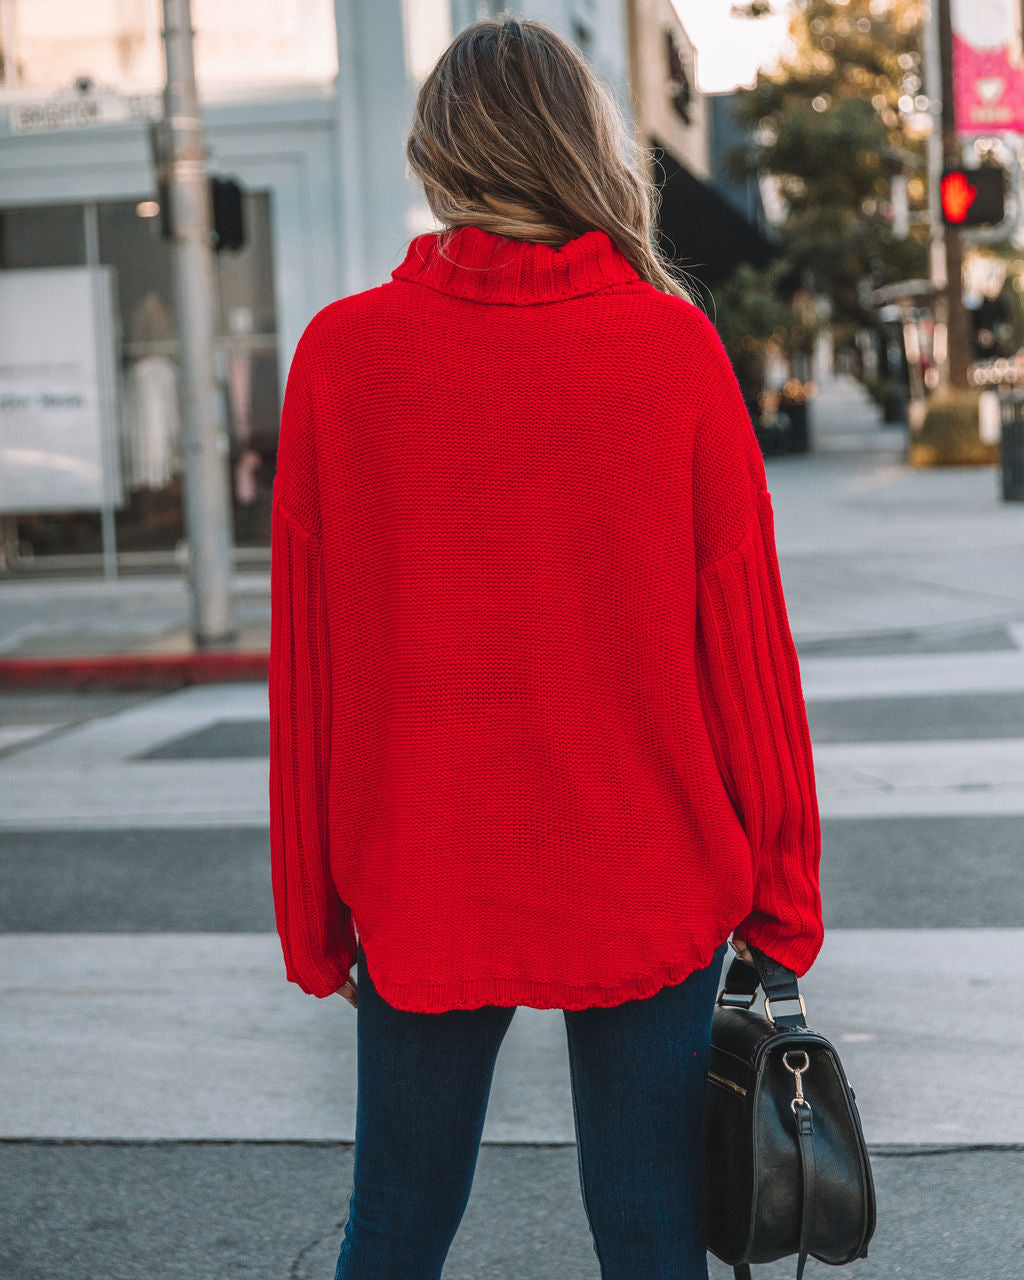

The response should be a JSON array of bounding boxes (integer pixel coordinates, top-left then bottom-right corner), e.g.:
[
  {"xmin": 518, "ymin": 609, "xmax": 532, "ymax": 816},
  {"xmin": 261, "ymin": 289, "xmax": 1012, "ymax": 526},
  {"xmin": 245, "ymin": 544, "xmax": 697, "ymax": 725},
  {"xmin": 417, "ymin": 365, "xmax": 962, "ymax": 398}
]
[{"xmin": 361, "ymin": 935, "xmax": 732, "ymax": 1013}]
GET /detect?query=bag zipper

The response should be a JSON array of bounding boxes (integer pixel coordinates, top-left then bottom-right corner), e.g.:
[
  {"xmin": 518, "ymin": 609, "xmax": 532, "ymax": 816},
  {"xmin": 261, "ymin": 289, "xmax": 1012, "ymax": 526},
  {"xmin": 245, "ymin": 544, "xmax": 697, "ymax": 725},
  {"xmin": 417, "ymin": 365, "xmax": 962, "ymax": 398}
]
[{"xmin": 707, "ymin": 1069, "xmax": 747, "ymax": 1097}]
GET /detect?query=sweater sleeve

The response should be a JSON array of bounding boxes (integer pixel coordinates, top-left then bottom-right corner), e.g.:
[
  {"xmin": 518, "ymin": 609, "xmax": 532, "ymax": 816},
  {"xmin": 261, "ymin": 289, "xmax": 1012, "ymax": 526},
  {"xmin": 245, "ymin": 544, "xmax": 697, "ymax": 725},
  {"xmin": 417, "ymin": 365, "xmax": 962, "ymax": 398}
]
[
  {"xmin": 268, "ymin": 341, "xmax": 358, "ymax": 998},
  {"xmin": 690, "ymin": 312, "xmax": 824, "ymax": 977}
]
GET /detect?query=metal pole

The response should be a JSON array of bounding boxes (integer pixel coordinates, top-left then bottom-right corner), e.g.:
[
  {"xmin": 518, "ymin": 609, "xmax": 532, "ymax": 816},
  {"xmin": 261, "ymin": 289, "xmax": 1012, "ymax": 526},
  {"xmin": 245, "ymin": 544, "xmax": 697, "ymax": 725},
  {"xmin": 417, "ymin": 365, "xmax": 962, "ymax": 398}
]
[
  {"xmin": 83, "ymin": 203, "xmax": 119, "ymax": 581},
  {"xmin": 923, "ymin": 0, "xmax": 949, "ymax": 392},
  {"xmin": 160, "ymin": 0, "xmax": 236, "ymax": 646},
  {"xmin": 936, "ymin": 0, "xmax": 973, "ymax": 389},
  {"xmin": 334, "ymin": 0, "xmax": 368, "ymax": 299}
]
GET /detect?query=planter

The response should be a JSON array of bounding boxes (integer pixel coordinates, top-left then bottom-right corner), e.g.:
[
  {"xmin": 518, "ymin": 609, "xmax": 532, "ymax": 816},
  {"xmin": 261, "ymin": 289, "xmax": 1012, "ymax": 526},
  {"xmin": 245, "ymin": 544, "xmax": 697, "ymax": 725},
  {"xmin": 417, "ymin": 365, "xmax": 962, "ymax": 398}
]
[{"xmin": 906, "ymin": 388, "xmax": 998, "ymax": 467}]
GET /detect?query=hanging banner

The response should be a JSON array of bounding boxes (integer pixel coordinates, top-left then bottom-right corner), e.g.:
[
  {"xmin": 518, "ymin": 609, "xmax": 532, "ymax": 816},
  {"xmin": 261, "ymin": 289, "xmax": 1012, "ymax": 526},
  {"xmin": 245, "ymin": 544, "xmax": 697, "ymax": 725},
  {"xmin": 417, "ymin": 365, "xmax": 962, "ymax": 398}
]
[{"xmin": 952, "ymin": 0, "xmax": 1024, "ymax": 134}]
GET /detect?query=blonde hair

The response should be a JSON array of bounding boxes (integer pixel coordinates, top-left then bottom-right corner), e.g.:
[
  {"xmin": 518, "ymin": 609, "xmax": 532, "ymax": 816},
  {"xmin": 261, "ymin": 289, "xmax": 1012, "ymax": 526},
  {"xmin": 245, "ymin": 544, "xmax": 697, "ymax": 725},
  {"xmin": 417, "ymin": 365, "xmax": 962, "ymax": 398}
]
[{"xmin": 404, "ymin": 12, "xmax": 701, "ymax": 304}]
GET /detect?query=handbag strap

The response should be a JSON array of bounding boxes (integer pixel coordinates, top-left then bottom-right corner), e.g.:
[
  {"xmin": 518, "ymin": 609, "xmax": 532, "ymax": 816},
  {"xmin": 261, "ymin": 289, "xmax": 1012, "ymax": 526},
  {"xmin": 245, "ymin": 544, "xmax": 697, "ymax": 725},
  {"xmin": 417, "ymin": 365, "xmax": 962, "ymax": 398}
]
[
  {"xmin": 718, "ymin": 944, "xmax": 808, "ymax": 1028},
  {"xmin": 793, "ymin": 1090, "xmax": 816, "ymax": 1280},
  {"xmin": 729, "ymin": 1084, "xmax": 817, "ymax": 1280}
]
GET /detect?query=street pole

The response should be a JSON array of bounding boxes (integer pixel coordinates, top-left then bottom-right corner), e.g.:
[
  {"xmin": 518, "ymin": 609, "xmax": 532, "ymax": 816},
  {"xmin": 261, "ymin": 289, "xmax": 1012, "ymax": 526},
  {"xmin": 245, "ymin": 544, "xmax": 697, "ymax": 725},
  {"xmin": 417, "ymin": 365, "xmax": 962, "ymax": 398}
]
[
  {"xmin": 160, "ymin": 0, "xmax": 236, "ymax": 646},
  {"xmin": 923, "ymin": 0, "xmax": 948, "ymax": 392},
  {"xmin": 935, "ymin": 0, "xmax": 973, "ymax": 389}
]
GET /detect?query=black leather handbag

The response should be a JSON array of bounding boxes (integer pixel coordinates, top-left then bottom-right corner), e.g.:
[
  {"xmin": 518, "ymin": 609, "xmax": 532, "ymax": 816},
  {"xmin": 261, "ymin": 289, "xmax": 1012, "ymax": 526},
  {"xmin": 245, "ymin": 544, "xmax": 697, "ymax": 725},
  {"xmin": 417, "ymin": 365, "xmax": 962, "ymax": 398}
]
[{"xmin": 703, "ymin": 944, "xmax": 876, "ymax": 1280}]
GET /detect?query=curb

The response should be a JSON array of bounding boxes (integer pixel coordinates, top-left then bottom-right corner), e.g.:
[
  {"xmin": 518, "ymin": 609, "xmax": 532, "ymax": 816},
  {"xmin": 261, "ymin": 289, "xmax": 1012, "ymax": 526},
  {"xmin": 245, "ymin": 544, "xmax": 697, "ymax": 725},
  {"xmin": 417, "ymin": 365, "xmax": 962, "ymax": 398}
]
[{"xmin": 0, "ymin": 652, "xmax": 270, "ymax": 691}]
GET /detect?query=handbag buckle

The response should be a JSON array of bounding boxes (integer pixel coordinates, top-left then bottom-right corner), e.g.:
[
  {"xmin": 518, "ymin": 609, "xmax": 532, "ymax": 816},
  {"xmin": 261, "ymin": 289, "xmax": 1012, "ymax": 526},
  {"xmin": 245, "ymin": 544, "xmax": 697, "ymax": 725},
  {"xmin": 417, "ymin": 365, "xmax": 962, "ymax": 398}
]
[
  {"xmin": 782, "ymin": 1049, "xmax": 814, "ymax": 1123},
  {"xmin": 718, "ymin": 990, "xmax": 759, "ymax": 1010},
  {"xmin": 763, "ymin": 992, "xmax": 807, "ymax": 1025}
]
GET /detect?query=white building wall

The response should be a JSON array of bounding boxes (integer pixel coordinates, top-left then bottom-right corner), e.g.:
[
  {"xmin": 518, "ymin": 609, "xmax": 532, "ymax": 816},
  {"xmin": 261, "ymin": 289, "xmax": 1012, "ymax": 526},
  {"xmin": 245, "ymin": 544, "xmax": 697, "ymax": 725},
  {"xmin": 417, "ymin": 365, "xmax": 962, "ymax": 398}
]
[
  {"xmin": 0, "ymin": 1, "xmax": 639, "ymax": 439},
  {"xmin": 627, "ymin": 0, "xmax": 709, "ymax": 180}
]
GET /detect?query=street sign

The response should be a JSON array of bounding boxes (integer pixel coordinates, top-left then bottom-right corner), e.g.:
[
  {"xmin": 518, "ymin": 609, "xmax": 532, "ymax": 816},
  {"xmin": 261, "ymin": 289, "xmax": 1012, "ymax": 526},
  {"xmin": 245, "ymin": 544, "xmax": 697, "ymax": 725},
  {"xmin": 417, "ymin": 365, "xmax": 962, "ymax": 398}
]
[{"xmin": 10, "ymin": 85, "xmax": 162, "ymax": 135}]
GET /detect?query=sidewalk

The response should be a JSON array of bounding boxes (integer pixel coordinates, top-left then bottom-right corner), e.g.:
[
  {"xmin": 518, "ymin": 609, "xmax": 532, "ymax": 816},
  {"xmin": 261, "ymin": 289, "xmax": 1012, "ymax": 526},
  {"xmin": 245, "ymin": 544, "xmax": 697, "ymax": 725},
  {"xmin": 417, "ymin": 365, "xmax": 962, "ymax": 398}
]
[
  {"xmin": 0, "ymin": 574, "xmax": 271, "ymax": 687},
  {"xmin": 1, "ymin": 369, "xmax": 1022, "ymax": 687}
]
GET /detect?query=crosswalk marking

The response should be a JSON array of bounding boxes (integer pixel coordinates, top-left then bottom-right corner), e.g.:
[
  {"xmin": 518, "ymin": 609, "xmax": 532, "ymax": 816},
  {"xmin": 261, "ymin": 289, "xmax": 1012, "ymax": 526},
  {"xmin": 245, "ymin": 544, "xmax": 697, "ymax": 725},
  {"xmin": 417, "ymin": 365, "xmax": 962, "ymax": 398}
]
[
  {"xmin": 799, "ymin": 649, "xmax": 1024, "ymax": 698},
  {"xmin": 1, "ymin": 929, "xmax": 1019, "ymax": 1145},
  {"xmin": 2, "ymin": 667, "xmax": 1023, "ymax": 826},
  {"xmin": 0, "ymin": 723, "xmax": 59, "ymax": 753},
  {"xmin": 2, "ymin": 742, "xmax": 1023, "ymax": 827},
  {"xmin": 1, "ymin": 628, "xmax": 1020, "ymax": 1150}
]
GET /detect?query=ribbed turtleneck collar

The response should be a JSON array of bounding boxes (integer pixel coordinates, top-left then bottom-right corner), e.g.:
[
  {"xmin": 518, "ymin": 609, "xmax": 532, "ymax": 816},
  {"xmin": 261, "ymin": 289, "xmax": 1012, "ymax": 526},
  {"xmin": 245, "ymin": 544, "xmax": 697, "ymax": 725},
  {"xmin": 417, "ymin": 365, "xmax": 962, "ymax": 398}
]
[{"xmin": 390, "ymin": 224, "xmax": 643, "ymax": 305}]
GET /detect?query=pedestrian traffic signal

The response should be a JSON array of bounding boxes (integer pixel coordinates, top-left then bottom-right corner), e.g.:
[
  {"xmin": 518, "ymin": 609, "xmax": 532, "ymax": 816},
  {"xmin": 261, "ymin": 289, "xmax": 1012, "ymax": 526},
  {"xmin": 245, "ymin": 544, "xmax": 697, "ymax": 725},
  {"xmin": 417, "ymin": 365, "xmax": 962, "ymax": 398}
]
[
  {"xmin": 211, "ymin": 176, "xmax": 246, "ymax": 253},
  {"xmin": 940, "ymin": 166, "xmax": 1005, "ymax": 227}
]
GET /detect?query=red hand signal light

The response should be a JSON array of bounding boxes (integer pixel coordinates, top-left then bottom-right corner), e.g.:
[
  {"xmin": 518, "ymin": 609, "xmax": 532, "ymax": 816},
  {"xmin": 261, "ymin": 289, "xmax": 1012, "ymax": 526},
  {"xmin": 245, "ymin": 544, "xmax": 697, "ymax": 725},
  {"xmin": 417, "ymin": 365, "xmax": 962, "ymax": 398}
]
[
  {"xmin": 941, "ymin": 170, "xmax": 977, "ymax": 223},
  {"xmin": 939, "ymin": 166, "xmax": 1004, "ymax": 227}
]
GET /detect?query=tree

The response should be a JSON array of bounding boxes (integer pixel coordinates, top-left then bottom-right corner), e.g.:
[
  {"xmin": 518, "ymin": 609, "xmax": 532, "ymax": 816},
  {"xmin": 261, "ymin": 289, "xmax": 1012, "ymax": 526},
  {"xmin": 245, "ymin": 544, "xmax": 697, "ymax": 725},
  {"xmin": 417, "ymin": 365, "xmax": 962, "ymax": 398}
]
[
  {"xmin": 709, "ymin": 259, "xmax": 805, "ymax": 395},
  {"xmin": 724, "ymin": 0, "xmax": 930, "ymax": 336}
]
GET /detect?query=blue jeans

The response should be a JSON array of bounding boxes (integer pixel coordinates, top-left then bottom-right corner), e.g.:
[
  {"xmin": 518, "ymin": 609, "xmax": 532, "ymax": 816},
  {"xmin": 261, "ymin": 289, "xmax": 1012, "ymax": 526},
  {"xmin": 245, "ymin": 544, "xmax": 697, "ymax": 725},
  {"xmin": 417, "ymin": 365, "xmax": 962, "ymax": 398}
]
[{"xmin": 333, "ymin": 937, "xmax": 729, "ymax": 1280}]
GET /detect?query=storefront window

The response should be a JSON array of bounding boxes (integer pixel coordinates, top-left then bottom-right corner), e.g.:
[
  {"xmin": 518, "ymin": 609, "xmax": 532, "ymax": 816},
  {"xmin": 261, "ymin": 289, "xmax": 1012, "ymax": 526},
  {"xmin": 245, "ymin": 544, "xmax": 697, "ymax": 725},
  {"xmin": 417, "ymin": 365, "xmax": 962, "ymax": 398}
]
[
  {"xmin": 1, "ymin": 191, "xmax": 280, "ymax": 567},
  {"xmin": 209, "ymin": 192, "xmax": 280, "ymax": 545},
  {"xmin": 0, "ymin": 205, "xmax": 86, "ymax": 268}
]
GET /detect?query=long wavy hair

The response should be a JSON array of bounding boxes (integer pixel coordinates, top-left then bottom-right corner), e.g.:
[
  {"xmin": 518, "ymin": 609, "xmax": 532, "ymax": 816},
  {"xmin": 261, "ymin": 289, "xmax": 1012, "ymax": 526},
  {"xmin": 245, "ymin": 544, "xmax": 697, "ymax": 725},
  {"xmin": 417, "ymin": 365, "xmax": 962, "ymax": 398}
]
[{"xmin": 404, "ymin": 12, "xmax": 701, "ymax": 305}]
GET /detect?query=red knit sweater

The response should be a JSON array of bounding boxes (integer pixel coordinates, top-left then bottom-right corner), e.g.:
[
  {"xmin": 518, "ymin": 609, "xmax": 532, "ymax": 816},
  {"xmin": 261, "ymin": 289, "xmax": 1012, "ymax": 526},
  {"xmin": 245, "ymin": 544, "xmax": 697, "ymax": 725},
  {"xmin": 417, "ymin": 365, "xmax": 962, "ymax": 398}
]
[{"xmin": 268, "ymin": 224, "xmax": 824, "ymax": 1012}]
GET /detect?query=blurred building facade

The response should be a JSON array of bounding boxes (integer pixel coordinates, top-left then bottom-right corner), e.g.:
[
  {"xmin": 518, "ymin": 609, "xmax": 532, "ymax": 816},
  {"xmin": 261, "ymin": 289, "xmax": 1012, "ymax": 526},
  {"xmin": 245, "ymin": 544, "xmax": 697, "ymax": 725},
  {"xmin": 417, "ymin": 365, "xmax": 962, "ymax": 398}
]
[{"xmin": 0, "ymin": 0, "xmax": 773, "ymax": 572}]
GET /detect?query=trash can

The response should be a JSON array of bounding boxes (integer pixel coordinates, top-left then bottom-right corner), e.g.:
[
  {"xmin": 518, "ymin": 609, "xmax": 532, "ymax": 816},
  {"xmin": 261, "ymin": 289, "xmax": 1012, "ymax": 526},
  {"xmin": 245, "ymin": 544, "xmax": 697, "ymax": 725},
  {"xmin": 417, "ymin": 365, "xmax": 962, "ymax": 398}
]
[
  {"xmin": 998, "ymin": 390, "xmax": 1024, "ymax": 501},
  {"xmin": 780, "ymin": 390, "xmax": 810, "ymax": 454},
  {"xmin": 748, "ymin": 390, "xmax": 792, "ymax": 457}
]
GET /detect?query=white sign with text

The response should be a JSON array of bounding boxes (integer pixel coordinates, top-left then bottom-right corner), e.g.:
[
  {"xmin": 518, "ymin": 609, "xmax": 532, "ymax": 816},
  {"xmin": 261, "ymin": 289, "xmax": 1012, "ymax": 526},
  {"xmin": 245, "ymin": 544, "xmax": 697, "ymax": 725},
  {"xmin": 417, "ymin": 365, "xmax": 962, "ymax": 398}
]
[{"xmin": 0, "ymin": 266, "xmax": 124, "ymax": 513}]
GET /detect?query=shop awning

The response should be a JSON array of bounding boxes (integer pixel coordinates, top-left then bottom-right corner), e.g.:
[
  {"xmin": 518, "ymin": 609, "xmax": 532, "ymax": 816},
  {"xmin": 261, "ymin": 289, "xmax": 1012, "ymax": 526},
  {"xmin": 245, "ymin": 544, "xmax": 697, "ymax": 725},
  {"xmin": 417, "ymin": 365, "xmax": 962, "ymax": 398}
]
[{"xmin": 651, "ymin": 136, "xmax": 781, "ymax": 288}]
